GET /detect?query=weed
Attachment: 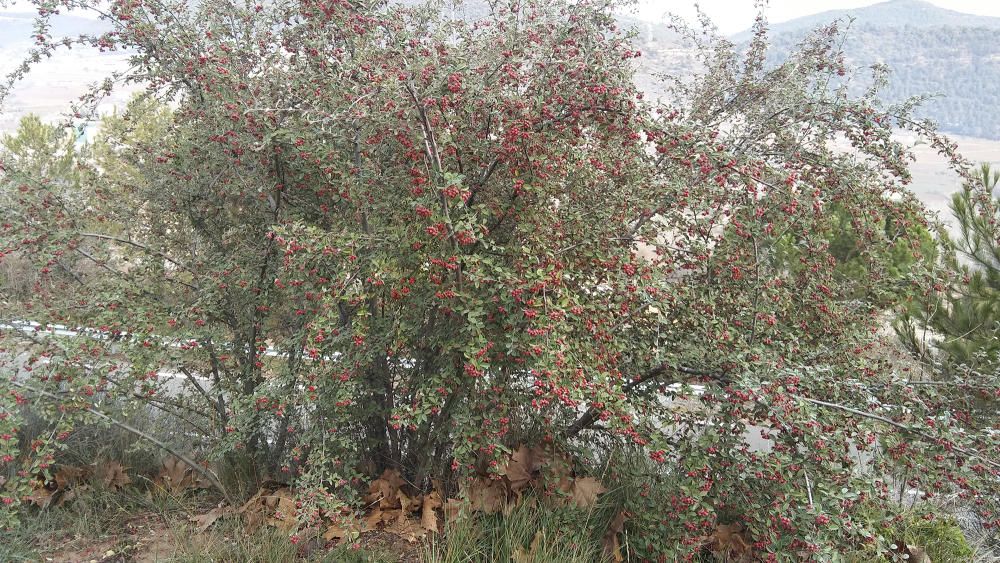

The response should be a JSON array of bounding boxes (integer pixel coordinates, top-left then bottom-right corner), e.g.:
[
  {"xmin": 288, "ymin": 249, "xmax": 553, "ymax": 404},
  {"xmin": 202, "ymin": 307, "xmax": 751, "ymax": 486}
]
[
  {"xmin": 169, "ymin": 519, "xmax": 300, "ymax": 562},
  {"xmin": 423, "ymin": 501, "xmax": 607, "ymax": 563}
]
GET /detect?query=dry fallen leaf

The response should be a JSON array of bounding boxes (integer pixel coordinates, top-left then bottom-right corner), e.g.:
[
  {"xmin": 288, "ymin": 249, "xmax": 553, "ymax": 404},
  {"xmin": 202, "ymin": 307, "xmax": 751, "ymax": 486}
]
[
  {"xmin": 156, "ymin": 456, "xmax": 194, "ymax": 493},
  {"xmin": 238, "ymin": 483, "xmax": 297, "ymax": 532},
  {"xmin": 362, "ymin": 507, "xmax": 383, "ymax": 532},
  {"xmin": 26, "ymin": 479, "xmax": 54, "ymax": 509},
  {"xmin": 54, "ymin": 465, "xmax": 89, "ymax": 490},
  {"xmin": 323, "ymin": 517, "xmax": 361, "ymax": 544},
  {"xmin": 889, "ymin": 540, "xmax": 932, "ymax": 563},
  {"xmin": 466, "ymin": 476, "xmax": 507, "ymax": 514},
  {"xmin": 707, "ymin": 522, "xmax": 751, "ymax": 561},
  {"xmin": 601, "ymin": 510, "xmax": 627, "ymax": 562},
  {"xmin": 237, "ymin": 487, "xmax": 265, "ymax": 513},
  {"xmin": 263, "ymin": 487, "xmax": 298, "ymax": 532},
  {"xmin": 356, "ymin": 476, "xmax": 445, "ymax": 543},
  {"xmin": 570, "ymin": 477, "xmax": 606, "ymax": 508},
  {"xmin": 397, "ymin": 489, "xmax": 420, "ymax": 513},
  {"xmin": 362, "ymin": 505, "xmax": 425, "ymax": 543},
  {"xmin": 57, "ymin": 484, "xmax": 91, "ymax": 507},
  {"xmin": 365, "ymin": 468, "xmax": 407, "ymax": 509},
  {"xmin": 443, "ymin": 497, "xmax": 465, "ymax": 522},
  {"xmin": 421, "ymin": 489, "xmax": 443, "ymax": 534},
  {"xmin": 387, "ymin": 512, "xmax": 425, "ymax": 543},
  {"xmin": 512, "ymin": 530, "xmax": 544, "ymax": 563},
  {"xmin": 501, "ymin": 445, "xmax": 544, "ymax": 492},
  {"xmin": 97, "ymin": 461, "xmax": 131, "ymax": 490},
  {"xmin": 363, "ymin": 507, "xmax": 400, "ymax": 532},
  {"xmin": 190, "ymin": 504, "xmax": 233, "ymax": 533},
  {"xmin": 546, "ymin": 452, "xmax": 575, "ymax": 495}
]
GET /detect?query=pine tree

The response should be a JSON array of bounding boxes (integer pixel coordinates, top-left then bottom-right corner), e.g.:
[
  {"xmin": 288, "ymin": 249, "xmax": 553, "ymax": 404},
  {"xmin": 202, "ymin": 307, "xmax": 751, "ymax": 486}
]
[{"xmin": 898, "ymin": 163, "xmax": 1000, "ymax": 369}]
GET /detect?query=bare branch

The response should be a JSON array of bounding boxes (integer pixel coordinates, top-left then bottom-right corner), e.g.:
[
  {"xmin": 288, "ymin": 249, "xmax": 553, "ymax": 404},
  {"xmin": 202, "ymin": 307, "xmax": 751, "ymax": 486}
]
[
  {"xmin": 10, "ymin": 379, "xmax": 235, "ymax": 503},
  {"xmin": 799, "ymin": 396, "xmax": 1000, "ymax": 472}
]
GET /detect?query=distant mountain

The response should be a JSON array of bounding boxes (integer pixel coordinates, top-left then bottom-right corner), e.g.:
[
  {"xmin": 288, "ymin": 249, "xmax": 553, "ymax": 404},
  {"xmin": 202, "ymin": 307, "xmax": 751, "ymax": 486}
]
[
  {"xmin": 730, "ymin": 0, "xmax": 1000, "ymax": 139},
  {"xmin": 735, "ymin": 0, "xmax": 1000, "ymax": 40},
  {"xmin": 4, "ymin": 1, "xmax": 1000, "ymax": 140},
  {"xmin": 0, "ymin": 12, "xmax": 110, "ymax": 47},
  {"xmin": 0, "ymin": 12, "xmax": 129, "ymax": 133}
]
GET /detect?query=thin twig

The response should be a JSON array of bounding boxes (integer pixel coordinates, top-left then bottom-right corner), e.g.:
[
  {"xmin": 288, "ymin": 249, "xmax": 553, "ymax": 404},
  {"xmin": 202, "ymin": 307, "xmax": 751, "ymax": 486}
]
[
  {"xmin": 804, "ymin": 470, "xmax": 814, "ymax": 507},
  {"xmin": 10, "ymin": 379, "xmax": 234, "ymax": 504},
  {"xmin": 799, "ymin": 395, "xmax": 1000, "ymax": 471},
  {"xmin": 78, "ymin": 232, "xmax": 189, "ymax": 271}
]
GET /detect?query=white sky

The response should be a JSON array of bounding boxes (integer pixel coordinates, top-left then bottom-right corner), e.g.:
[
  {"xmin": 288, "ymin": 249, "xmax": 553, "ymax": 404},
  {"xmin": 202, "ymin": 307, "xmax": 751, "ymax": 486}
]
[
  {"xmin": 3, "ymin": 0, "xmax": 1000, "ymax": 35},
  {"xmin": 631, "ymin": 0, "xmax": 1000, "ymax": 33}
]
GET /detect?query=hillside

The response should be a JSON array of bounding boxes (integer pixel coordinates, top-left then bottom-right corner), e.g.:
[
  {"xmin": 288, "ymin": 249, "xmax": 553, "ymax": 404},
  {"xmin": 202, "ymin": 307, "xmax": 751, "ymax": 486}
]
[
  {"xmin": 0, "ymin": 12, "xmax": 130, "ymax": 133},
  {"xmin": 4, "ymin": 0, "xmax": 1000, "ymax": 141},
  {"xmin": 741, "ymin": 0, "xmax": 1000, "ymax": 139},
  {"xmin": 0, "ymin": 11, "xmax": 109, "ymax": 43},
  {"xmin": 735, "ymin": 0, "xmax": 1000, "ymax": 39}
]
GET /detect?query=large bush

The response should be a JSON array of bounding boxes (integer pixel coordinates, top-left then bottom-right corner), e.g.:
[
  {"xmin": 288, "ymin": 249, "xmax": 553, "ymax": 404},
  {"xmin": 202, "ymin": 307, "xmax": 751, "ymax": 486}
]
[{"xmin": 1, "ymin": 0, "xmax": 997, "ymax": 558}]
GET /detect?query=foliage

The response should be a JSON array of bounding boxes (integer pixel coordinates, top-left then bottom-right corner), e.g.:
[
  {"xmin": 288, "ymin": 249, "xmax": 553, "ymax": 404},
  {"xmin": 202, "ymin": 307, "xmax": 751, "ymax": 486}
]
[
  {"xmin": 0, "ymin": 114, "xmax": 80, "ymax": 185},
  {"xmin": 0, "ymin": 0, "xmax": 998, "ymax": 560},
  {"xmin": 0, "ymin": 115, "xmax": 82, "ymax": 298},
  {"xmin": 772, "ymin": 201, "xmax": 935, "ymax": 304},
  {"xmin": 898, "ymin": 164, "xmax": 1000, "ymax": 370}
]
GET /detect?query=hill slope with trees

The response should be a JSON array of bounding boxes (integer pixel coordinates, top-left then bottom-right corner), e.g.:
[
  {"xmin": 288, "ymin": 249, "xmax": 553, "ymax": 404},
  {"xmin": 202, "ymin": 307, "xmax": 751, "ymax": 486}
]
[{"xmin": 748, "ymin": 0, "xmax": 1000, "ymax": 139}]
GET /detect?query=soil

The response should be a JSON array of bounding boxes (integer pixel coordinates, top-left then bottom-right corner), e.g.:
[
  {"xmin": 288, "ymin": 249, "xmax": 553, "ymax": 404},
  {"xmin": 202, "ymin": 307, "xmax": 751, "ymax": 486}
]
[{"xmin": 38, "ymin": 511, "xmax": 424, "ymax": 563}]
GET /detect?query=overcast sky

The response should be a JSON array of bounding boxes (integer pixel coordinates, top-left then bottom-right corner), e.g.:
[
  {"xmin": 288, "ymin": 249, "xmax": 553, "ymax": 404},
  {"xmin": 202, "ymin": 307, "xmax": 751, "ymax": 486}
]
[
  {"xmin": 630, "ymin": 0, "xmax": 1000, "ymax": 34},
  {"xmin": 3, "ymin": 0, "xmax": 1000, "ymax": 35}
]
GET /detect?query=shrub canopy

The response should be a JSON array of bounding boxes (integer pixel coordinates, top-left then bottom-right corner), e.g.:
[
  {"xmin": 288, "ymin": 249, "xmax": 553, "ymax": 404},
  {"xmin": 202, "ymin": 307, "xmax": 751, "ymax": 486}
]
[{"xmin": 1, "ymin": 0, "xmax": 997, "ymax": 558}]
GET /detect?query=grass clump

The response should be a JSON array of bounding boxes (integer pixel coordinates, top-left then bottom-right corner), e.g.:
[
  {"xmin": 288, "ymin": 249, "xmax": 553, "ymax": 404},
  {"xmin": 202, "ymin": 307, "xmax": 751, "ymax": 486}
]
[
  {"xmin": 899, "ymin": 513, "xmax": 974, "ymax": 562},
  {"xmin": 424, "ymin": 501, "xmax": 609, "ymax": 563},
  {"xmin": 846, "ymin": 502, "xmax": 976, "ymax": 563}
]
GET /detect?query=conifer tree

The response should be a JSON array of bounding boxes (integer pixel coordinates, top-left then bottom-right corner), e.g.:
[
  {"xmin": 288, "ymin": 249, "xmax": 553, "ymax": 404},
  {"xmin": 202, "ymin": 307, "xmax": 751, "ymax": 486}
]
[{"xmin": 898, "ymin": 163, "xmax": 1000, "ymax": 369}]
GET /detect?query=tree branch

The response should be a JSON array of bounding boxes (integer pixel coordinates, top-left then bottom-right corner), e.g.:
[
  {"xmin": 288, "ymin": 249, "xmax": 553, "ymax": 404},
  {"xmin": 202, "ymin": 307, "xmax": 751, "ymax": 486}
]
[
  {"xmin": 799, "ymin": 396, "xmax": 1000, "ymax": 472},
  {"xmin": 10, "ymin": 379, "xmax": 235, "ymax": 503},
  {"xmin": 565, "ymin": 363, "xmax": 724, "ymax": 437},
  {"xmin": 78, "ymin": 232, "xmax": 189, "ymax": 271}
]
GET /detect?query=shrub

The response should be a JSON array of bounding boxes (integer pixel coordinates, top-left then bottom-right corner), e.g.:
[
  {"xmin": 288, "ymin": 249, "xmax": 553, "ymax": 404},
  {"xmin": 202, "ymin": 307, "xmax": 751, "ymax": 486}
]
[{"xmin": 0, "ymin": 0, "xmax": 996, "ymax": 559}]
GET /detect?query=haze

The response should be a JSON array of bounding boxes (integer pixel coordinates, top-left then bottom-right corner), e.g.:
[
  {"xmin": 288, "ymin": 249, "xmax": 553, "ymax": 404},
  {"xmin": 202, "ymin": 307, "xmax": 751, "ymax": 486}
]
[
  {"xmin": 6, "ymin": 0, "xmax": 1000, "ymax": 33},
  {"xmin": 631, "ymin": 0, "xmax": 1000, "ymax": 33}
]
